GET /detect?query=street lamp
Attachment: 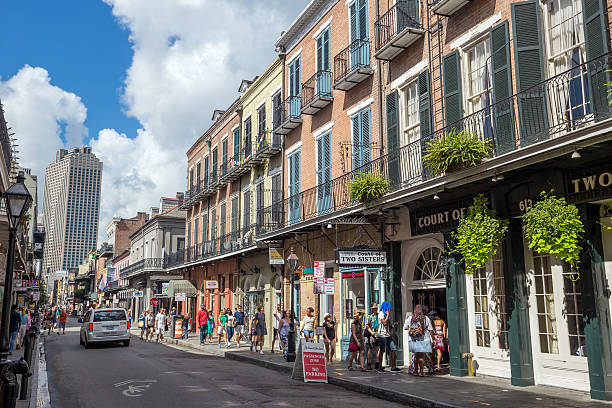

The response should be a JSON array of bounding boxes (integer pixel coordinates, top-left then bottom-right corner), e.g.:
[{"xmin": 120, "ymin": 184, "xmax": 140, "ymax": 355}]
[
  {"xmin": 0, "ymin": 171, "xmax": 33, "ymax": 406},
  {"xmin": 286, "ymin": 248, "xmax": 299, "ymax": 363}
]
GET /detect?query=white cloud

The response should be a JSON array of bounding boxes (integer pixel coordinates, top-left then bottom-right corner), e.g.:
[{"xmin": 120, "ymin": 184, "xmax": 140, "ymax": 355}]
[{"xmin": 0, "ymin": 65, "xmax": 88, "ymax": 212}]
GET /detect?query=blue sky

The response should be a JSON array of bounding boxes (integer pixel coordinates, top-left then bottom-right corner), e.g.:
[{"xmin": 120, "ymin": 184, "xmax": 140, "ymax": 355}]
[
  {"xmin": 0, "ymin": 0, "xmax": 308, "ymax": 244},
  {"xmin": 1, "ymin": 0, "xmax": 139, "ymax": 139}
]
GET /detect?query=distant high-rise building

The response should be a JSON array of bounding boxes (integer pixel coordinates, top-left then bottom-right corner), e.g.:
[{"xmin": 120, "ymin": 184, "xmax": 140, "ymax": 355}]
[{"xmin": 42, "ymin": 147, "xmax": 102, "ymax": 274}]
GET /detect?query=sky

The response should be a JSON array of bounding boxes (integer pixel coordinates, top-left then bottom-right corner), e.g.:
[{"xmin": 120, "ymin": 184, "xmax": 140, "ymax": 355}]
[{"xmin": 0, "ymin": 0, "xmax": 309, "ymax": 244}]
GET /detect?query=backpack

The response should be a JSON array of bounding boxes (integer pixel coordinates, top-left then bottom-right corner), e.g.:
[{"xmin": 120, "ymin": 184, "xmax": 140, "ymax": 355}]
[{"xmin": 409, "ymin": 319, "xmax": 424, "ymax": 339}]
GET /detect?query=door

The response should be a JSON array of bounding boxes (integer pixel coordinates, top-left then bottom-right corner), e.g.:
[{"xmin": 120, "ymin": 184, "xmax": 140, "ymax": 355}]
[
  {"xmin": 289, "ymin": 57, "xmax": 301, "ymax": 118},
  {"xmin": 288, "ymin": 150, "xmax": 301, "ymax": 224},
  {"xmin": 349, "ymin": 0, "xmax": 369, "ymax": 70},
  {"xmin": 316, "ymin": 28, "xmax": 331, "ymax": 96},
  {"xmin": 351, "ymin": 109, "xmax": 372, "ymax": 171}
]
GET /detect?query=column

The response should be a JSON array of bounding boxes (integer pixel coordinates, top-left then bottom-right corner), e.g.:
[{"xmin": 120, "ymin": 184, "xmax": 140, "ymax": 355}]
[
  {"xmin": 503, "ymin": 218, "xmax": 535, "ymax": 386},
  {"xmin": 444, "ymin": 232, "xmax": 470, "ymax": 377},
  {"xmin": 580, "ymin": 204, "xmax": 612, "ymax": 400}
]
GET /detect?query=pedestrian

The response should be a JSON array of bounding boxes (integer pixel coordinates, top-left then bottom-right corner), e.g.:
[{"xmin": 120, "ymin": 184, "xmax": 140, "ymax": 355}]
[
  {"xmin": 182, "ymin": 313, "xmax": 190, "ymax": 340},
  {"xmin": 364, "ymin": 303, "xmax": 379, "ymax": 370},
  {"xmin": 18, "ymin": 308, "xmax": 28, "ymax": 347},
  {"xmin": 197, "ymin": 305, "xmax": 208, "ymax": 345},
  {"xmin": 9, "ymin": 305, "xmax": 21, "ymax": 354},
  {"xmin": 300, "ymin": 307, "xmax": 315, "ymax": 343},
  {"xmin": 50, "ymin": 308, "xmax": 57, "ymax": 334},
  {"xmin": 233, "ymin": 306, "xmax": 245, "ymax": 348},
  {"xmin": 253, "ymin": 306, "xmax": 267, "ymax": 355},
  {"xmin": 275, "ymin": 310, "xmax": 291, "ymax": 358},
  {"xmin": 58, "ymin": 308, "xmax": 67, "ymax": 334},
  {"xmin": 170, "ymin": 307, "xmax": 176, "ymax": 317},
  {"xmin": 138, "ymin": 311, "xmax": 146, "ymax": 340},
  {"xmin": 207, "ymin": 312, "xmax": 215, "ymax": 343},
  {"xmin": 128, "ymin": 310, "xmax": 132, "ymax": 324},
  {"xmin": 225, "ymin": 308, "xmax": 234, "ymax": 348},
  {"xmin": 271, "ymin": 304, "xmax": 282, "ymax": 353},
  {"xmin": 217, "ymin": 309, "xmax": 227, "ymax": 348},
  {"xmin": 155, "ymin": 308, "xmax": 167, "ymax": 343},
  {"xmin": 430, "ymin": 310, "xmax": 447, "ymax": 371},
  {"xmin": 146, "ymin": 310, "xmax": 155, "ymax": 342},
  {"xmin": 377, "ymin": 301, "xmax": 400, "ymax": 373},
  {"xmin": 404, "ymin": 304, "xmax": 435, "ymax": 377},
  {"xmin": 322, "ymin": 313, "xmax": 337, "ymax": 364},
  {"xmin": 348, "ymin": 311, "xmax": 367, "ymax": 372}
]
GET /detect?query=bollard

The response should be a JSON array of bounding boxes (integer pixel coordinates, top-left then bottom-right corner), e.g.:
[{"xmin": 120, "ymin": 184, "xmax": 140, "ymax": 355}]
[
  {"xmin": 19, "ymin": 327, "xmax": 37, "ymax": 400},
  {"xmin": 461, "ymin": 352, "xmax": 475, "ymax": 376},
  {"xmin": 1, "ymin": 359, "xmax": 30, "ymax": 408}
]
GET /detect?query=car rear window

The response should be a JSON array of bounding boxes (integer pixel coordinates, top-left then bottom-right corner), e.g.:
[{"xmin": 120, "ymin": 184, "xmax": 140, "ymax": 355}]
[{"xmin": 93, "ymin": 310, "xmax": 126, "ymax": 322}]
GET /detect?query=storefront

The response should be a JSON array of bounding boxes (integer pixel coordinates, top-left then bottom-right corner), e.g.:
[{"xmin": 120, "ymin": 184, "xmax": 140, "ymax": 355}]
[{"xmin": 167, "ymin": 279, "xmax": 198, "ymax": 318}]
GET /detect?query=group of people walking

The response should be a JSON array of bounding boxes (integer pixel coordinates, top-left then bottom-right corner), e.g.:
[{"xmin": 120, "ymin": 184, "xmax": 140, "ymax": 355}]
[
  {"xmin": 9, "ymin": 305, "xmax": 34, "ymax": 354},
  {"xmin": 42, "ymin": 306, "xmax": 67, "ymax": 335},
  {"xmin": 137, "ymin": 308, "xmax": 172, "ymax": 343}
]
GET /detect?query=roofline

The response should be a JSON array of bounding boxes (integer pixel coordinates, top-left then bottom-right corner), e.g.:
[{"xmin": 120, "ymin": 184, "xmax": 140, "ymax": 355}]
[
  {"xmin": 240, "ymin": 58, "xmax": 283, "ymax": 103},
  {"xmin": 186, "ymin": 97, "xmax": 242, "ymax": 156},
  {"xmin": 275, "ymin": 0, "xmax": 337, "ymax": 51}
]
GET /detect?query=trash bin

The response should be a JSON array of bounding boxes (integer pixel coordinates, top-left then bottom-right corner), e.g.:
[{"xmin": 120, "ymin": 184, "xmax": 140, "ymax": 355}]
[
  {"xmin": 172, "ymin": 314, "xmax": 184, "ymax": 339},
  {"xmin": 340, "ymin": 336, "xmax": 350, "ymax": 361}
]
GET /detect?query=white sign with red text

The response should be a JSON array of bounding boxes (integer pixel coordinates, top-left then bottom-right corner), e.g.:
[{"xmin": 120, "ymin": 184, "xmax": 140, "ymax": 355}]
[{"xmin": 302, "ymin": 340, "xmax": 328, "ymax": 383}]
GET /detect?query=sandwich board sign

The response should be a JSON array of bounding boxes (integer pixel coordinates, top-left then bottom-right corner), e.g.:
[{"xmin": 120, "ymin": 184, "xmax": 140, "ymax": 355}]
[{"xmin": 291, "ymin": 340, "xmax": 328, "ymax": 383}]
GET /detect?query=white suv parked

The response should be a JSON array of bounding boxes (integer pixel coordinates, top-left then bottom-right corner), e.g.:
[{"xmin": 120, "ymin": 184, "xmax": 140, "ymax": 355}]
[{"xmin": 79, "ymin": 308, "xmax": 131, "ymax": 348}]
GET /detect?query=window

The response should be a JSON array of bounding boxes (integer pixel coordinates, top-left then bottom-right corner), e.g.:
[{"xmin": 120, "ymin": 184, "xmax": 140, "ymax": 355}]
[
  {"xmin": 492, "ymin": 251, "xmax": 509, "ymax": 350},
  {"xmin": 272, "ymin": 92, "xmax": 282, "ymax": 130},
  {"xmin": 201, "ymin": 211, "xmax": 209, "ymax": 242},
  {"xmin": 194, "ymin": 216, "xmax": 199, "ymax": 247},
  {"xmin": 220, "ymin": 202, "xmax": 226, "ymax": 237},
  {"xmin": 210, "ymin": 208, "xmax": 217, "ymax": 240},
  {"xmin": 203, "ymin": 155, "xmax": 210, "ymax": 188},
  {"xmin": 289, "ymin": 57, "xmax": 301, "ymax": 118},
  {"xmin": 244, "ymin": 117, "xmax": 252, "ymax": 157},
  {"xmin": 464, "ymin": 37, "xmax": 492, "ymax": 116},
  {"xmin": 316, "ymin": 28, "xmax": 331, "ymax": 96},
  {"xmin": 563, "ymin": 265, "xmax": 586, "ymax": 356},
  {"xmin": 257, "ymin": 105, "xmax": 266, "ymax": 146},
  {"xmin": 212, "ymin": 147, "xmax": 218, "ymax": 181},
  {"xmin": 271, "ymin": 174, "xmax": 282, "ymax": 224},
  {"xmin": 349, "ymin": 0, "xmax": 368, "ymax": 42},
  {"xmin": 231, "ymin": 196, "xmax": 239, "ymax": 234},
  {"xmin": 534, "ymin": 253, "xmax": 558, "ymax": 354},
  {"xmin": 222, "ymin": 138, "xmax": 228, "ymax": 174},
  {"xmin": 288, "ymin": 150, "xmax": 301, "ymax": 224},
  {"xmin": 351, "ymin": 108, "xmax": 371, "ymax": 170},
  {"xmin": 473, "ymin": 266, "xmax": 491, "ymax": 347},
  {"xmin": 233, "ymin": 128, "xmax": 240, "ymax": 160},
  {"xmin": 187, "ymin": 221, "xmax": 191, "ymax": 250},
  {"xmin": 400, "ymin": 80, "xmax": 420, "ymax": 145},
  {"xmin": 196, "ymin": 162, "xmax": 201, "ymax": 190},
  {"xmin": 189, "ymin": 168, "xmax": 194, "ymax": 191},
  {"xmin": 256, "ymin": 182, "xmax": 265, "ymax": 229},
  {"xmin": 316, "ymin": 132, "xmax": 332, "ymax": 214},
  {"xmin": 243, "ymin": 189, "xmax": 251, "ymax": 230},
  {"xmin": 544, "ymin": 0, "xmax": 585, "ymax": 76}
]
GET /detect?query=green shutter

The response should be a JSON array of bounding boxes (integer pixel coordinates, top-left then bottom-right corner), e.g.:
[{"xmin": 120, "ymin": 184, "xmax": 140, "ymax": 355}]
[
  {"xmin": 352, "ymin": 115, "xmax": 361, "ymax": 170},
  {"xmin": 582, "ymin": 0, "xmax": 610, "ymax": 119},
  {"xmin": 386, "ymin": 91, "xmax": 400, "ymax": 189},
  {"xmin": 511, "ymin": 1, "xmax": 548, "ymax": 146},
  {"xmin": 418, "ymin": 69, "xmax": 432, "ymax": 180},
  {"xmin": 490, "ymin": 21, "xmax": 515, "ymax": 154},
  {"xmin": 443, "ymin": 51, "xmax": 462, "ymax": 129}
]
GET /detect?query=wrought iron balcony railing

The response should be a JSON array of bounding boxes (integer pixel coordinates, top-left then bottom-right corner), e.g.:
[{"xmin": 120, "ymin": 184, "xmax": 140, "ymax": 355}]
[
  {"xmin": 302, "ymin": 70, "xmax": 333, "ymax": 114},
  {"xmin": 333, "ymin": 39, "xmax": 373, "ymax": 90},
  {"xmin": 273, "ymin": 95, "xmax": 302, "ymax": 135},
  {"xmin": 119, "ymin": 258, "xmax": 164, "ymax": 278},
  {"xmin": 374, "ymin": 0, "xmax": 423, "ymax": 60},
  {"xmin": 258, "ymin": 51, "xmax": 612, "ymax": 236},
  {"xmin": 255, "ymin": 130, "xmax": 282, "ymax": 159}
]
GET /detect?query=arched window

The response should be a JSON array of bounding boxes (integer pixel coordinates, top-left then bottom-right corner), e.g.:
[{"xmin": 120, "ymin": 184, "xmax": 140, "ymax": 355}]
[{"xmin": 414, "ymin": 247, "xmax": 443, "ymax": 281}]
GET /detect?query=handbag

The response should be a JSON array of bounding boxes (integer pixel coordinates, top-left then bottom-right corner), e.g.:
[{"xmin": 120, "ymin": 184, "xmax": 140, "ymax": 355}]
[
  {"xmin": 348, "ymin": 342, "xmax": 359, "ymax": 352},
  {"xmin": 138, "ymin": 321, "xmax": 144, "ymax": 329}
]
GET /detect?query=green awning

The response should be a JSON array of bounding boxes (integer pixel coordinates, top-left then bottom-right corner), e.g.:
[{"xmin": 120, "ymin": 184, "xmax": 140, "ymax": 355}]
[{"xmin": 167, "ymin": 280, "xmax": 197, "ymax": 297}]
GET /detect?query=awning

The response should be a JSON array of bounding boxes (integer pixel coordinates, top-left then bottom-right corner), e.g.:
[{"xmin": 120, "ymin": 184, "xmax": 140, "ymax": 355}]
[
  {"xmin": 167, "ymin": 280, "xmax": 197, "ymax": 297},
  {"xmin": 118, "ymin": 289, "xmax": 135, "ymax": 300}
]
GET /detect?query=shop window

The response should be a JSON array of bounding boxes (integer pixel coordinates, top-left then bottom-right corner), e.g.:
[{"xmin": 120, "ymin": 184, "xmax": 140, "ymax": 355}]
[
  {"xmin": 492, "ymin": 250, "xmax": 509, "ymax": 350},
  {"xmin": 534, "ymin": 253, "xmax": 559, "ymax": 354},
  {"xmin": 473, "ymin": 266, "xmax": 491, "ymax": 347},
  {"xmin": 414, "ymin": 247, "xmax": 443, "ymax": 281},
  {"xmin": 563, "ymin": 266, "xmax": 586, "ymax": 356}
]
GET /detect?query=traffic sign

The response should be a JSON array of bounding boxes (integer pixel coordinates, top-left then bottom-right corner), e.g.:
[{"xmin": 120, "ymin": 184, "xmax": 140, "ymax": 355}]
[
  {"xmin": 150, "ymin": 298, "xmax": 159, "ymax": 307},
  {"xmin": 314, "ymin": 261, "xmax": 325, "ymax": 278},
  {"xmin": 133, "ymin": 291, "xmax": 144, "ymax": 298}
]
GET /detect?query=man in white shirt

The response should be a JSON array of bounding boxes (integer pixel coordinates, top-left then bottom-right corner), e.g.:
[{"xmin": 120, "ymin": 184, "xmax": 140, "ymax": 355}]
[
  {"xmin": 377, "ymin": 302, "xmax": 400, "ymax": 373},
  {"xmin": 271, "ymin": 304, "xmax": 282, "ymax": 353},
  {"xmin": 155, "ymin": 308, "xmax": 167, "ymax": 343}
]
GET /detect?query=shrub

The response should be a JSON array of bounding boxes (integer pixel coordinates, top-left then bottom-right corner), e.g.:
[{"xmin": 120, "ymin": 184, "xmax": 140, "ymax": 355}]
[
  {"xmin": 451, "ymin": 194, "xmax": 508, "ymax": 274},
  {"xmin": 423, "ymin": 128, "xmax": 492, "ymax": 176},
  {"xmin": 349, "ymin": 172, "xmax": 389, "ymax": 203}
]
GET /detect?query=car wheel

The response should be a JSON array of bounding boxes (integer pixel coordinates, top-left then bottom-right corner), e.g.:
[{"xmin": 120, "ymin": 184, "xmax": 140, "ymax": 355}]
[
  {"xmin": 79, "ymin": 335, "xmax": 84, "ymax": 345},
  {"xmin": 123, "ymin": 340, "xmax": 130, "ymax": 347},
  {"xmin": 84, "ymin": 338, "xmax": 92, "ymax": 349}
]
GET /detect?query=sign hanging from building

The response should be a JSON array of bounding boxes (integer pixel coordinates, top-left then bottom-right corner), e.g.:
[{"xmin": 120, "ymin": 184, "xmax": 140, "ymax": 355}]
[
  {"xmin": 133, "ymin": 291, "xmax": 144, "ymax": 298},
  {"xmin": 335, "ymin": 248, "xmax": 387, "ymax": 266},
  {"xmin": 269, "ymin": 248, "xmax": 285, "ymax": 265},
  {"xmin": 314, "ymin": 261, "xmax": 325, "ymax": 278},
  {"xmin": 175, "ymin": 292, "xmax": 186, "ymax": 302},
  {"xmin": 205, "ymin": 280, "xmax": 219, "ymax": 289}
]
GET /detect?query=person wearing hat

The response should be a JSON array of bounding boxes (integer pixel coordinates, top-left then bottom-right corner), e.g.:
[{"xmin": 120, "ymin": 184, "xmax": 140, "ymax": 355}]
[{"xmin": 364, "ymin": 303, "xmax": 380, "ymax": 370}]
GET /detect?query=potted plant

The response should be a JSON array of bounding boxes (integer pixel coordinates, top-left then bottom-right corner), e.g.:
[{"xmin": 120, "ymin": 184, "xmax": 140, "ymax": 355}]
[
  {"xmin": 423, "ymin": 128, "xmax": 493, "ymax": 176},
  {"xmin": 451, "ymin": 194, "xmax": 508, "ymax": 274},
  {"xmin": 522, "ymin": 192, "xmax": 584, "ymax": 271},
  {"xmin": 349, "ymin": 172, "xmax": 389, "ymax": 203}
]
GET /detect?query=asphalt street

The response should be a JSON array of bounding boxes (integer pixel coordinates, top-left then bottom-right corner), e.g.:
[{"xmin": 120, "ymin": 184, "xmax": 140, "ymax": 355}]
[{"xmin": 44, "ymin": 318, "xmax": 404, "ymax": 408}]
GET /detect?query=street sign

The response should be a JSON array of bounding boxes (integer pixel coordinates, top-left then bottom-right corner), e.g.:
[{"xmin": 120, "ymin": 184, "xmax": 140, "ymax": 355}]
[
  {"xmin": 314, "ymin": 278, "xmax": 334, "ymax": 295},
  {"xmin": 314, "ymin": 261, "xmax": 325, "ymax": 278},
  {"xmin": 150, "ymin": 298, "xmax": 159, "ymax": 307},
  {"xmin": 175, "ymin": 293, "xmax": 186, "ymax": 302},
  {"xmin": 302, "ymin": 341, "xmax": 327, "ymax": 383},
  {"xmin": 269, "ymin": 248, "xmax": 284, "ymax": 265},
  {"xmin": 133, "ymin": 291, "xmax": 144, "ymax": 298},
  {"xmin": 205, "ymin": 280, "xmax": 218, "ymax": 289},
  {"xmin": 335, "ymin": 249, "xmax": 387, "ymax": 265}
]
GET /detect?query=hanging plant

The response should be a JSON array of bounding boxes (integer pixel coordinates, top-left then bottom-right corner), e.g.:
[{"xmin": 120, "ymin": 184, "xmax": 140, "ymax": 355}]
[
  {"xmin": 451, "ymin": 194, "xmax": 508, "ymax": 274},
  {"xmin": 349, "ymin": 172, "xmax": 389, "ymax": 203},
  {"xmin": 423, "ymin": 128, "xmax": 493, "ymax": 176},
  {"xmin": 522, "ymin": 192, "xmax": 584, "ymax": 268}
]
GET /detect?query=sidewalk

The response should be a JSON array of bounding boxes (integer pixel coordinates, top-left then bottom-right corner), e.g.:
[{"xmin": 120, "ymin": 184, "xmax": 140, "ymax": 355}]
[
  {"xmin": 11, "ymin": 334, "xmax": 41, "ymax": 408},
  {"xmin": 140, "ymin": 329, "xmax": 611, "ymax": 408}
]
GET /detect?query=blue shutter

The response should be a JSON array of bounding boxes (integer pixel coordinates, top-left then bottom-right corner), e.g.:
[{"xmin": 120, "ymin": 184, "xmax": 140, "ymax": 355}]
[
  {"xmin": 317, "ymin": 35, "xmax": 323, "ymax": 72},
  {"xmin": 233, "ymin": 128, "xmax": 240, "ymax": 158},
  {"xmin": 490, "ymin": 21, "xmax": 515, "ymax": 154},
  {"xmin": 361, "ymin": 109, "xmax": 371, "ymax": 167},
  {"xmin": 351, "ymin": 115, "xmax": 361, "ymax": 171},
  {"xmin": 358, "ymin": 0, "xmax": 368, "ymax": 40},
  {"xmin": 317, "ymin": 133, "xmax": 333, "ymax": 214},
  {"xmin": 289, "ymin": 151, "xmax": 301, "ymax": 224},
  {"xmin": 350, "ymin": 2, "xmax": 357, "ymax": 43}
]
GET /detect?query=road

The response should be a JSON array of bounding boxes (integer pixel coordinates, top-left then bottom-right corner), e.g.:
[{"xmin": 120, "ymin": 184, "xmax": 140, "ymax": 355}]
[{"xmin": 44, "ymin": 318, "xmax": 402, "ymax": 408}]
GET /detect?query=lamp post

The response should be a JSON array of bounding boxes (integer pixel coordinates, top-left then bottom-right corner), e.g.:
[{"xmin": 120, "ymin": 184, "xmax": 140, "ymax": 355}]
[
  {"xmin": 286, "ymin": 248, "xmax": 299, "ymax": 363},
  {"xmin": 0, "ymin": 171, "xmax": 33, "ymax": 406}
]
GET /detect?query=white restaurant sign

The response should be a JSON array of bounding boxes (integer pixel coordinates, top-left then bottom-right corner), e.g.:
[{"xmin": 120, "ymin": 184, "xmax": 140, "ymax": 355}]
[{"xmin": 336, "ymin": 249, "xmax": 387, "ymax": 265}]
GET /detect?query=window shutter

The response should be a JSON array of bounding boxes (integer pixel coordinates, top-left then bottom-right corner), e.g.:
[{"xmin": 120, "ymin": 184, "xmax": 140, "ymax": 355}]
[
  {"xmin": 317, "ymin": 137, "xmax": 323, "ymax": 188},
  {"xmin": 231, "ymin": 198, "xmax": 238, "ymax": 233},
  {"xmin": 202, "ymin": 213, "xmax": 208, "ymax": 241},
  {"xmin": 351, "ymin": 115, "xmax": 361, "ymax": 170},
  {"xmin": 386, "ymin": 91, "xmax": 400, "ymax": 189},
  {"xmin": 294, "ymin": 151, "xmax": 301, "ymax": 193},
  {"xmin": 418, "ymin": 69, "xmax": 432, "ymax": 180},
  {"xmin": 323, "ymin": 30, "xmax": 330, "ymax": 71},
  {"xmin": 511, "ymin": 1, "xmax": 548, "ymax": 146},
  {"xmin": 361, "ymin": 109, "xmax": 371, "ymax": 167},
  {"xmin": 243, "ymin": 190, "xmax": 251, "ymax": 228},
  {"xmin": 582, "ymin": 0, "xmax": 610, "ymax": 117},
  {"xmin": 490, "ymin": 21, "xmax": 515, "ymax": 154},
  {"xmin": 443, "ymin": 51, "xmax": 462, "ymax": 129},
  {"xmin": 350, "ymin": 2, "xmax": 357, "ymax": 43},
  {"xmin": 211, "ymin": 208, "xmax": 216, "ymax": 239},
  {"xmin": 220, "ymin": 204, "xmax": 226, "ymax": 237},
  {"xmin": 358, "ymin": 0, "xmax": 368, "ymax": 40},
  {"xmin": 317, "ymin": 36, "xmax": 323, "ymax": 72},
  {"xmin": 222, "ymin": 139, "xmax": 228, "ymax": 163}
]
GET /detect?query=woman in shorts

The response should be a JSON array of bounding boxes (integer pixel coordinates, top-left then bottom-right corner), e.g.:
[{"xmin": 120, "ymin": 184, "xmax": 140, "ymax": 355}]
[
  {"xmin": 300, "ymin": 307, "xmax": 315, "ymax": 342},
  {"xmin": 322, "ymin": 313, "xmax": 337, "ymax": 364},
  {"xmin": 217, "ymin": 309, "xmax": 227, "ymax": 348}
]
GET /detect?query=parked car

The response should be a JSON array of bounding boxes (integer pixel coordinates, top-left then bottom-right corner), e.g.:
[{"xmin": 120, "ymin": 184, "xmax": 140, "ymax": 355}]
[{"xmin": 79, "ymin": 308, "xmax": 131, "ymax": 348}]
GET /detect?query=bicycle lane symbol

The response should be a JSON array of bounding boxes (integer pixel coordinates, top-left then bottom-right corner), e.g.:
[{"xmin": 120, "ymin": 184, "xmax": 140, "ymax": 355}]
[{"xmin": 114, "ymin": 379, "xmax": 157, "ymax": 398}]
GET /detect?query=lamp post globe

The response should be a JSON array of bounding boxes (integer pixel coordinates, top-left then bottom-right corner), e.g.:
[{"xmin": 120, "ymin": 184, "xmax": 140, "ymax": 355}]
[{"xmin": 286, "ymin": 248, "xmax": 299, "ymax": 362}]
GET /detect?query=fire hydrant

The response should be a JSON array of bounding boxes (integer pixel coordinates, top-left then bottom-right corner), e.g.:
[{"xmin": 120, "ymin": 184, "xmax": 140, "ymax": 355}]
[{"xmin": 461, "ymin": 353, "xmax": 475, "ymax": 376}]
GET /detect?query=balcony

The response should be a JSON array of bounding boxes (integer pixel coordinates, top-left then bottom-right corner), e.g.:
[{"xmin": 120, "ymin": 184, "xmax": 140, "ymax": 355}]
[
  {"xmin": 255, "ymin": 131, "xmax": 282, "ymax": 159},
  {"xmin": 224, "ymin": 153, "xmax": 243, "ymax": 182},
  {"xmin": 209, "ymin": 168, "xmax": 220, "ymax": 190},
  {"xmin": 273, "ymin": 96, "xmax": 302, "ymax": 135},
  {"xmin": 301, "ymin": 70, "xmax": 333, "ymax": 115},
  {"xmin": 333, "ymin": 39, "xmax": 374, "ymax": 91},
  {"xmin": 374, "ymin": 1, "xmax": 424, "ymax": 61},
  {"xmin": 258, "ymin": 51, "xmax": 612, "ymax": 237},
  {"xmin": 431, "ymin": 0, "xmax": 471, "ymax": 17},
  {"xmin": 119, "ymin": 258, "xmax": 164, "ymax": 279}
]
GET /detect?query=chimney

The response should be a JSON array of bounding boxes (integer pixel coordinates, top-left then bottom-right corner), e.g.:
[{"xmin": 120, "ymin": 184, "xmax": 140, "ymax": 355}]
[
  {"xmin": 150, "ymin": 207, "xmax": 159, "ymax": 217},
  {"xmin": 176, "ymin": 192, "xmax": 184, "ymax": 203}
]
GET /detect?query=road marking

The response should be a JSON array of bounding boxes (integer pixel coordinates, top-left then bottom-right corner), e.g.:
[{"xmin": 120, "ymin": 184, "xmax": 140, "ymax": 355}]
[{"xmin": 115, "ymin": 379, "xmax": 157, "ymax": 398}]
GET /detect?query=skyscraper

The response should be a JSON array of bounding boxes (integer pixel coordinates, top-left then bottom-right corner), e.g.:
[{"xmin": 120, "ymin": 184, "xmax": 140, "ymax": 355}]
[{"xmin": 42, "ymin": 147, "xmax": 102, "ymax": 274}]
